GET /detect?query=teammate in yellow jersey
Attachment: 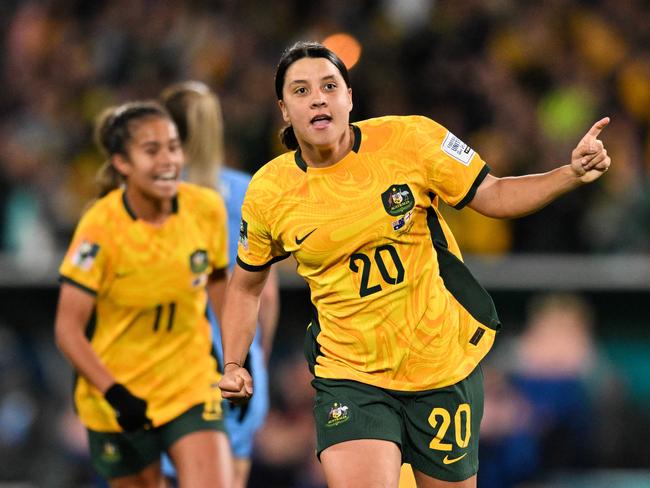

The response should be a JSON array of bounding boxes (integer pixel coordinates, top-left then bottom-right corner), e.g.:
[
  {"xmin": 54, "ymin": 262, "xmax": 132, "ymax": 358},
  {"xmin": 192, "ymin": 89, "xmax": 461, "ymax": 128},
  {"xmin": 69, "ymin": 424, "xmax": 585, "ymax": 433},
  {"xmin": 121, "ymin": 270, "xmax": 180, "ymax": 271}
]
[
  {"xmin": 218, "ymin": 41, "xmax": 611, "ymax": 488},
  {"xmin": 54, "ymin": 101, "xmax": 233, "ymax": 487}
]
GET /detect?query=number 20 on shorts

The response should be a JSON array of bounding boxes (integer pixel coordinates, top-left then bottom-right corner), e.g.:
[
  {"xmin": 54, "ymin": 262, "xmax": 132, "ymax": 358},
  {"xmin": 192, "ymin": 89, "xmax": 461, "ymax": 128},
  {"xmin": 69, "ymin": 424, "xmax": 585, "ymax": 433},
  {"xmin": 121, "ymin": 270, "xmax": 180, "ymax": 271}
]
[{"xmin": 428, "ymin": 403, "xmax": 471, "ymax": 451}]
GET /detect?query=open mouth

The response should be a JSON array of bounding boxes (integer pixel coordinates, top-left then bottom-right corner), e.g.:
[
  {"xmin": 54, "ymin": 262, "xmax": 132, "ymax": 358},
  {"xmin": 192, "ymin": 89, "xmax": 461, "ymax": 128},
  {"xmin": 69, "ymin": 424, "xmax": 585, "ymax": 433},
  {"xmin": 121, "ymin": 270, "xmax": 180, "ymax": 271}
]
[
  {"xmin": 310, "ymin": 114, "xmax": 332, "ymax": 128},
  {"xmin": 154, "ymin": 171, "xmax": 177, "ymax": 182}
]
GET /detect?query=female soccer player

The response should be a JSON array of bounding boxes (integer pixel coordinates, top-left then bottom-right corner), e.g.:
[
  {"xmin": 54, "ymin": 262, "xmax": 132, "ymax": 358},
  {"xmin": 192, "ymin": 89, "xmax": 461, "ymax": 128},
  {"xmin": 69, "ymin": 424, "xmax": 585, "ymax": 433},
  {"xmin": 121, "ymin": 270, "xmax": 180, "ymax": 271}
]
[
  {"xmin": 218, "ymin": 41, "xmax": 611, "ymax": 488},
  {"xmin": 54, "ymin": 101, "xmax": 232, "ymax": 487},
  {"xmin": 160, "ymin": 81, "xmax": 280, "ymax": 488}
]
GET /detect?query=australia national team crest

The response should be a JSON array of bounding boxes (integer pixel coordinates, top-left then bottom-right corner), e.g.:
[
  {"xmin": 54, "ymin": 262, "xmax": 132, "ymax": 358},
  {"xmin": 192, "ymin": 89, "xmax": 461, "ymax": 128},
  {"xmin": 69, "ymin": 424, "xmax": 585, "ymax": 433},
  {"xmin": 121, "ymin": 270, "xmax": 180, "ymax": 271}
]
[
  {"xmin": 381, "ymin": 184, "xmax": 415, "ymax": 217},
  {"xmin": 189, "ymin": 249, "xmax": 209, "ymax": 274},
  {"xmin": 100, "ymin": 441, "xmax": 120, "ymax": 463},
  {"xmin": 326, "ymin": 402, "xmax": 350, "ymax": 427}
]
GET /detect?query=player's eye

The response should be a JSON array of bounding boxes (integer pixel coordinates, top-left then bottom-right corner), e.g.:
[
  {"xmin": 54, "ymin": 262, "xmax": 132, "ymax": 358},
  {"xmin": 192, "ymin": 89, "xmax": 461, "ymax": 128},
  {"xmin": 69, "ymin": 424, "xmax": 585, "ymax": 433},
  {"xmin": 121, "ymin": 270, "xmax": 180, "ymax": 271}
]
[{"xmin": 324, "ymin": 82, "xmax": 337, "ymax": 91}]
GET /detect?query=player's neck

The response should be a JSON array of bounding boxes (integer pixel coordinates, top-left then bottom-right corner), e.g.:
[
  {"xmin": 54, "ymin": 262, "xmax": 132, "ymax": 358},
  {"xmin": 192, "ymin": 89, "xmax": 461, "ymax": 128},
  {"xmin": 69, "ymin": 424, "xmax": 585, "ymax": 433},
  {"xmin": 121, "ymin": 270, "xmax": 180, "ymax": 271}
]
[
  {"xmin": 300, "ymin": 125, "xmax": 354, "ymax": 168},
  {"xmin": 124, "ymin": 187, "xmax": 174, "ymax": 225}
]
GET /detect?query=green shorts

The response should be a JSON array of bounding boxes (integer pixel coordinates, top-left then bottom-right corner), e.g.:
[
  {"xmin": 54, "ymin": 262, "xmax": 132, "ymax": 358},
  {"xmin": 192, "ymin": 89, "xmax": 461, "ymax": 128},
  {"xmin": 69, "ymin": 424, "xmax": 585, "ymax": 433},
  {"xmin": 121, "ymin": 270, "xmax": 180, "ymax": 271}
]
[
  {"xmin": 87, "ymin": 403, "xmax": 224, "ymax": 480},
  {"xmin": 313, "ymin": 366, "xmax": 483, "ymax": 482}
]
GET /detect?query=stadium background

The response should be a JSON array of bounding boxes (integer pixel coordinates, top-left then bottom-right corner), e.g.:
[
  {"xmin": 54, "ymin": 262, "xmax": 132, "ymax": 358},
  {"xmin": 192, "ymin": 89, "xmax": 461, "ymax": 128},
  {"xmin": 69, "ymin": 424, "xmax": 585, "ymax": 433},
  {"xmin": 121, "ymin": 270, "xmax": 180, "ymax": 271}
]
[{"xmin": 0, "ymin": 1, "xmax": 649, "ymax": 486}]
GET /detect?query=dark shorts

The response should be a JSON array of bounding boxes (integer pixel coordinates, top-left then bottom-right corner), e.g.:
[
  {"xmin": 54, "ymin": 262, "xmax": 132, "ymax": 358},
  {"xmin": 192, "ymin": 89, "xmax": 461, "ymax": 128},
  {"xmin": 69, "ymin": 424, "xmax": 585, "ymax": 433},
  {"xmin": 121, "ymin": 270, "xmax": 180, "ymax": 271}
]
[
  {"xmin": 313, "ymin": 366, "xmax": 484, "ymax": 483},
  {"xmin": 87, "ymin": 403, "xmax": 224, "ymax": 480}
]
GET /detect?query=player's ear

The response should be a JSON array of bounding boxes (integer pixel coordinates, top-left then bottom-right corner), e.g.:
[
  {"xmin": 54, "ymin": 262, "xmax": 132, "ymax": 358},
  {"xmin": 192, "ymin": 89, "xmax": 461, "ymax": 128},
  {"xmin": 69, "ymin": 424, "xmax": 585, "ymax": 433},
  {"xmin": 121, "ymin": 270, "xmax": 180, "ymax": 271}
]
[
  {"xmin": 347, "ymin": 87, "xmax": 353, "ymax": 113},
  {"xmin": 278, "ymin": 99, "xmax": 290, "ymax": 123},
  {"xmin": 111, "ymin": 154, "xmax": 131, "ymax": 177}
]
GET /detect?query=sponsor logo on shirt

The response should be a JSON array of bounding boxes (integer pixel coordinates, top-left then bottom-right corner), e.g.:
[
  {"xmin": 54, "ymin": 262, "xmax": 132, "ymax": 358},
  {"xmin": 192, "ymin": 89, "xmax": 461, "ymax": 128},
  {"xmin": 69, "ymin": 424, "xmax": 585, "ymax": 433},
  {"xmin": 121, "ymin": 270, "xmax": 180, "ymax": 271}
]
[{"xmin": 295, "ymin": 228, "xmax": 317, "ymax": 245}]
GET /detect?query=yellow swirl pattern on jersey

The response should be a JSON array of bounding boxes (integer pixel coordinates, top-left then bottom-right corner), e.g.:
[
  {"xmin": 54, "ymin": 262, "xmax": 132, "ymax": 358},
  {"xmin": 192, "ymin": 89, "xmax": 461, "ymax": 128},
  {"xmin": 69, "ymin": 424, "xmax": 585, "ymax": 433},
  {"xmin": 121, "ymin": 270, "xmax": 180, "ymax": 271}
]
[
  {"xmin": 60, "ymin": 182, "xmax": 228, "ymax": 431},
  {"xmin": 239, "ymin": 116, "xmax": 499, "ymax": 391}
]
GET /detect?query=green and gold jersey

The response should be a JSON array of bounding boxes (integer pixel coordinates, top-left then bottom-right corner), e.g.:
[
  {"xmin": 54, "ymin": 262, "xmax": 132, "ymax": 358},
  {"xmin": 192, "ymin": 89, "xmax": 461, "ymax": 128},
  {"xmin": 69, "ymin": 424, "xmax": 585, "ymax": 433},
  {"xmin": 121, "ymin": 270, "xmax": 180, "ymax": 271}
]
[
  {"xmin": 59, "ymin": 183, "xmax": 228, "ymax": 431},
  {"xmin": 239, "ymin": 115, "xmax": 500, "ymax": 391}
]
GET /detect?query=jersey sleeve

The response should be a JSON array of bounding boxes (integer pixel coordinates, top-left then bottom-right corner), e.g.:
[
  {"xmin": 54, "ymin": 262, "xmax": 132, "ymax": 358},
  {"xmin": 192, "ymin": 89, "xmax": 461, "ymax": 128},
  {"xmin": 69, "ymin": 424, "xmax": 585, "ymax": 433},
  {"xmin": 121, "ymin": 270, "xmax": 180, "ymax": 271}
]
[
  {"xmin": 414, "ymin": 116, "xmax": 490, "ymax": 209},
  {"xmin": 236, "ymin": 174, "xmax": 290, "ymax": 271},
  {"xmin": 58, "ymin": 209, "xmax": 110, "ymax": 295}
]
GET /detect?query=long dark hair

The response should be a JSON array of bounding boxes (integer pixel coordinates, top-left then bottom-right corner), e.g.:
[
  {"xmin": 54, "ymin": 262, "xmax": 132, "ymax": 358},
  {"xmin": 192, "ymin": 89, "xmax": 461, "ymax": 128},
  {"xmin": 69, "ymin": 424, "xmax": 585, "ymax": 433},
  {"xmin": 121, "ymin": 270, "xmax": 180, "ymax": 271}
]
[
  {"xmin": 94, "ymin": 101, "xmax": 170, "ymax": 197},
  {"xmin": 274, "ymin": 41, "xmax": 351, "ymax": 150}
]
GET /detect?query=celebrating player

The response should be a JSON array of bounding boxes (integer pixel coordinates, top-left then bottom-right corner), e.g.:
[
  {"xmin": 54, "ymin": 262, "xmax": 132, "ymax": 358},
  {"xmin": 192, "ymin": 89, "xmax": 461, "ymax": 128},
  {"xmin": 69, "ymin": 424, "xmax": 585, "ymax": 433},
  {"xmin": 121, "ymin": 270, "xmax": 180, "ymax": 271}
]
[
  {"xmin": 54, "ymin": 101, "xmax": 233, "ymax": 487},
  {"xmin": 218, "ymin": 41, "xmax": 611, "ymax": 488}
]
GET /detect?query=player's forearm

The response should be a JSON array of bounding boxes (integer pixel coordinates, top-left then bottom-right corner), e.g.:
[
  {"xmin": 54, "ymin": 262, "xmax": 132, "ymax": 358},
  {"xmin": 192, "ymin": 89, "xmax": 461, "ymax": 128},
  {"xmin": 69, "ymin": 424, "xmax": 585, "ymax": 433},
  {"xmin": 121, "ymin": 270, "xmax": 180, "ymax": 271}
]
[
  {"xmin": 258, "ymin": 268, "xmax": 280, "ymax": 361},
  {"xmin": 54, "ymin": 285, "xmax": 115, "ymax": 393},
  {"xmin": 221, "ymin": 265, "xmax": 269, "ymax": 366},
  {"xmin": 221, "ymin": 289, "xmax": 260, "ymax": 366},
  {"xmin": 55, "ymin": 327, "xmax": 115, "ymax": 393},
  {"xmin": 470, "ymin": 165, "xmax": 583, "ymax": 219},
  {"xmin": 207, "ymin": 268, "xmax": 228, "ymax": 324}
]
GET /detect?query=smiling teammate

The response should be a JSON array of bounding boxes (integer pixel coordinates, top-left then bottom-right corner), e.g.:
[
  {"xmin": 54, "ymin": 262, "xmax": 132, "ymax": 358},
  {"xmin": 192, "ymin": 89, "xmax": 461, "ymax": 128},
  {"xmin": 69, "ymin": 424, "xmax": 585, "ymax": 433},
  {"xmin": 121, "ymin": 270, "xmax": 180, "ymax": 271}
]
[{"xmin": 54, "ymin": 101, "xmax": 233, "ymax": 487}]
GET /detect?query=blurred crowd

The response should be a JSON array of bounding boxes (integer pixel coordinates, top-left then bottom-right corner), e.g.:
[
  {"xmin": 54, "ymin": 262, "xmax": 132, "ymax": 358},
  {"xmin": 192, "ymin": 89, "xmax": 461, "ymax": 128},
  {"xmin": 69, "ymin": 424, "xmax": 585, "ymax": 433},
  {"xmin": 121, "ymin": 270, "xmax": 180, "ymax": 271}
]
[
  {"xmin": 1, "ymin": 1, "xmax": 650, "ymax": 487},
  {"xmin": 0, "ymin": 0, "xmax": 649, "ymax": 269}
]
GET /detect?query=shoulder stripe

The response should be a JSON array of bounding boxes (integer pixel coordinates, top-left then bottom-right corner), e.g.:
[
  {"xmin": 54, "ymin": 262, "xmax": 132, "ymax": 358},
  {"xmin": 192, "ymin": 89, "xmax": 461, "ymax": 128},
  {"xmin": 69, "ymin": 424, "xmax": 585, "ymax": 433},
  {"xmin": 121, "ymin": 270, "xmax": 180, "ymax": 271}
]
[{"xmin": 454, "ymin": 164, "xmax": 490, "ymax": 209}]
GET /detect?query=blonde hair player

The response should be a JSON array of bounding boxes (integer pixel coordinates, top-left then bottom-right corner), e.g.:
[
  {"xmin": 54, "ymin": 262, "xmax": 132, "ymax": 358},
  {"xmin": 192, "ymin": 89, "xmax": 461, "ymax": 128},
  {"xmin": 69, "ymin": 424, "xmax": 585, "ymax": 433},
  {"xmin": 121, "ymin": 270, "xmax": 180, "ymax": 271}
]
[{"xmin": 160, "ymin": 81, "xmax": 280, "ymax": 488}]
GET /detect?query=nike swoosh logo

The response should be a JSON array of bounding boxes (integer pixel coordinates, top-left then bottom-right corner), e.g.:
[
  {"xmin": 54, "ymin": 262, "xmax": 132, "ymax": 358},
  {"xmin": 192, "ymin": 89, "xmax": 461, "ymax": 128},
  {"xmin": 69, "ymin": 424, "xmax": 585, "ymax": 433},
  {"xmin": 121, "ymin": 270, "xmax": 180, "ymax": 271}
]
[
  {"xmin": 442, "ymin": 453, "xmax": 467, "ymax": 465},
  {"xmin": 115, "ymin": 271, "xmax": 135, "ymax": 279},
  {"xmin": 295, "ymin": 228, "xmax": 317, "ymax": 245}
]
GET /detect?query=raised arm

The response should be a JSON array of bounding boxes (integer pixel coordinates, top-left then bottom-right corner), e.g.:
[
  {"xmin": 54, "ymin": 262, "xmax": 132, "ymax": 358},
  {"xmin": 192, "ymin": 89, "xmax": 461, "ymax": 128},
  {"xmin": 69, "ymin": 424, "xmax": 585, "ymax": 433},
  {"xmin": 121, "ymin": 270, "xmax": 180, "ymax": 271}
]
[
  {"xmin": 469, "ymin": 117, "xmax": 611, "ymax": 219},
  {"xmin": 218, "ymin": 264, "xmax": 270, "ymax": 404}
]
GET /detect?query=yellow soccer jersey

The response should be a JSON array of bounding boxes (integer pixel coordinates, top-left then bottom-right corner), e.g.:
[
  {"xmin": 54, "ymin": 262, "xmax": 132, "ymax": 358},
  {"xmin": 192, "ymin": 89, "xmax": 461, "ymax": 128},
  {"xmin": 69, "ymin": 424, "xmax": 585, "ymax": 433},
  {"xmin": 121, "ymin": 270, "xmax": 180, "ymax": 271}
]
[
  {"xmin": 59, "ymin": 183, "xmax": 228, "ymax": 431},
  {"xmin": 239, "ymin": 116, "xmax": 500, "ymax": 391}
]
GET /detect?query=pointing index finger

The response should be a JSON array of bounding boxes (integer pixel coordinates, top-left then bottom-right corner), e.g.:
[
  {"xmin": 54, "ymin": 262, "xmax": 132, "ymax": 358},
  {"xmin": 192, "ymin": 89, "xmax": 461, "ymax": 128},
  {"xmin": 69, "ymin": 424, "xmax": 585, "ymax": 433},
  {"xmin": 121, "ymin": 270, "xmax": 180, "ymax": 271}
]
[{"xmin": 587, "ymin": 117, "xmax": 610, "ymax": 138}]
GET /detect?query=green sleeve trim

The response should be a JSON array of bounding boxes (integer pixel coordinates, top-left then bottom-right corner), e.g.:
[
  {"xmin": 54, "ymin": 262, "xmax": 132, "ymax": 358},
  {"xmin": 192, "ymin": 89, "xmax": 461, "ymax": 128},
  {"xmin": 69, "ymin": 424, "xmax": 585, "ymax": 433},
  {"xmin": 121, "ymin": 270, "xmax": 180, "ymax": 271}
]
[
  {"xmin": 59, "ymin": 275, "xmax": 97, "ymax": 296},
  {"xmin": 236, "ymin": 254, "xmax": 290, "ymax": 272},
  {"xmin": 454, "ymin": 164, "xmax": 490, "ymax": 210}
]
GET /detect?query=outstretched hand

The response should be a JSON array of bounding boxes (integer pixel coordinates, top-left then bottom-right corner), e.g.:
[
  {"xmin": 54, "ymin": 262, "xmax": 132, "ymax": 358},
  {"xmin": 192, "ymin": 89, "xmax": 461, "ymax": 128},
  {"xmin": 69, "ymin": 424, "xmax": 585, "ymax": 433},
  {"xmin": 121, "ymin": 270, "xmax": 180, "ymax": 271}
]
[
  {"xmin": 570, "ymin": 117, "xmax": 611, "ymax": 183},
  {"xmin": 218, "ymin": 366, "xmax": 253, "ymax": 405}
]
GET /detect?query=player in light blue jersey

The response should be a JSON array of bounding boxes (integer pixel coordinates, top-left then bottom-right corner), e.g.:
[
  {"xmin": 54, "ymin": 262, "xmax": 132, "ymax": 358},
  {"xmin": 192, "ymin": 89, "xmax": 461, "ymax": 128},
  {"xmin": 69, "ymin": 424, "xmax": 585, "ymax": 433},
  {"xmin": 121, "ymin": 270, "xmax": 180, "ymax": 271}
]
[{"xmin": 161, "ymin": 81, "xmax": 279, "ymax": 488}]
